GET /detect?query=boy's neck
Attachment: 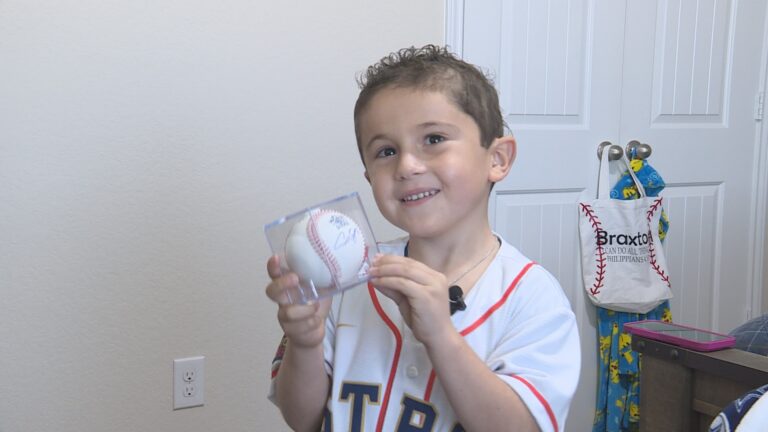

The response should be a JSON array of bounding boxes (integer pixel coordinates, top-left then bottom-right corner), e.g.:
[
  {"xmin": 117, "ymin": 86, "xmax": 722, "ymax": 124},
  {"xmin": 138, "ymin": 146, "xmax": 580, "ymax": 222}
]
[{"xmin": 406, "ymin": 226, "xmax": 498, "ymax": 277}]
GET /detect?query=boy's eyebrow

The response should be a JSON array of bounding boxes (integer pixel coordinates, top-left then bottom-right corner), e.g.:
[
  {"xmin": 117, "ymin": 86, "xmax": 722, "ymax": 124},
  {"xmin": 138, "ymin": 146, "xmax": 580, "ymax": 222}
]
[
  {"xmin": 418, "ymin": 121, "xmax": 448, "ymax": 128},
  {"xmin": 417, "ymin": 121, "xmax": 460, "ymax": 132},
  {"xmin": 364, "ymin": 133, "xmax": 389, "ymax": 151}
]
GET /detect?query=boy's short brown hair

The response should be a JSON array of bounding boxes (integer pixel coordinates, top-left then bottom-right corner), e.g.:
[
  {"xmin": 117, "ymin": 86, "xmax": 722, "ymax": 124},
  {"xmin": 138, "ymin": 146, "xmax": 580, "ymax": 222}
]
[{"xmin": 354, "ymin": 44, "xmax": 505, "ymax": 158}]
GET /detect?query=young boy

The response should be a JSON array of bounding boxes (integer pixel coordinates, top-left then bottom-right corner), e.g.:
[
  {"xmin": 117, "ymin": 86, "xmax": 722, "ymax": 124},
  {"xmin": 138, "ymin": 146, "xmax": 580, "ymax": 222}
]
[{"xmin": 266, "ymin": 45, "xmax": 580, "ymax": 432}]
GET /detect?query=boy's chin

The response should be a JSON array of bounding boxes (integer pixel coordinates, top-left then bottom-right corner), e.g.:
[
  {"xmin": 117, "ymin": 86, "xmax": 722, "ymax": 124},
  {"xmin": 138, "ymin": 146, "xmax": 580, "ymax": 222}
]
[{"xmin": 394, "ymin": 222, "xmax": 446, "ymax": 240}]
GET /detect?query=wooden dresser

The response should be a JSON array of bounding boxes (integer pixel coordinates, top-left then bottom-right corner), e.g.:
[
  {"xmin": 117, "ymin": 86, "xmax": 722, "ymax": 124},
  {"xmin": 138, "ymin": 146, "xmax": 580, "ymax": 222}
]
[{"xmin": 632, "ymin": 335, "xmax": 768, "ymax": 431}]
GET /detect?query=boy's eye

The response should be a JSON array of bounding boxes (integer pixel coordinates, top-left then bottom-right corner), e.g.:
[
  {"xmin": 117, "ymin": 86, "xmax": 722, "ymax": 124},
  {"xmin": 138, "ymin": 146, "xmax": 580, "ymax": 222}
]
[
  {"xmin": 376, "ymin": 147, "xmax": 396, "ymax": 158},
  {"xmin": 425, "ymin": 134, "xmax": 445, "ymax": 145}
]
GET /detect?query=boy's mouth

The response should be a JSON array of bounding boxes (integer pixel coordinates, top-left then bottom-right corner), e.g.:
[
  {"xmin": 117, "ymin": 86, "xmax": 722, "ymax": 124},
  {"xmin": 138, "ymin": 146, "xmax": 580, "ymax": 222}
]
[{"xmin": 401, "ymin": 189, "xmax": 439, "ymax": 202}]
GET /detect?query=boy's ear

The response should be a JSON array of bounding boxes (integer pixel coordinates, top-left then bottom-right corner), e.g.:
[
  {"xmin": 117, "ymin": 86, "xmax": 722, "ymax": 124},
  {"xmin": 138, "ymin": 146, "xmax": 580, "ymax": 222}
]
[{"xmin": 488, "ymin": 135, "xmax": 516, "ymax": 183}]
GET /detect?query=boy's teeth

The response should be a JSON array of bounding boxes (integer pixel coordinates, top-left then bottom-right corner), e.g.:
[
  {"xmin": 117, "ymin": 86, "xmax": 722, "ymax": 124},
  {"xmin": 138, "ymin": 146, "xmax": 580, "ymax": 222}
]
[{"xmin": 404, "ymin": 190, "xmax": 436, "ymax": 201}]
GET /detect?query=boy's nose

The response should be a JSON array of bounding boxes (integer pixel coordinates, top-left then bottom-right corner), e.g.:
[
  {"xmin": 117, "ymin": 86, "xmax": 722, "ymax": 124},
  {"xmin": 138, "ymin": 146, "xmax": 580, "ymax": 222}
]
[{"xmin": 396, "ymin": 151, "xmax": 426, "ymax": 179}]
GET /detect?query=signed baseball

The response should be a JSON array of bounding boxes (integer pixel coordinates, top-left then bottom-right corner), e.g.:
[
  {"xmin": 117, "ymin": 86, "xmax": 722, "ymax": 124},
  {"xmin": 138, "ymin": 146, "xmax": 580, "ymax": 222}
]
[{"xmin": 284, "ymin": 209, "xmax": 368, "ymax": 288}]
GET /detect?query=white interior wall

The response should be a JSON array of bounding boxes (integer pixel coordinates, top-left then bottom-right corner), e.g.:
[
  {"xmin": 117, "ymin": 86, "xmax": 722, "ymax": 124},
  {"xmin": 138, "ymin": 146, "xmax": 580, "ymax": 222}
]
[{"xmin": 0, "ymin": 1, "xmax": 441, "ymax": 430}]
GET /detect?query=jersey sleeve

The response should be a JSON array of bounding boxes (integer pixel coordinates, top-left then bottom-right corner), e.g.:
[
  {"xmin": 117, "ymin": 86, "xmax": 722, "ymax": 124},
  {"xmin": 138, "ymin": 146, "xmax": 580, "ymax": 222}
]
[{"xmin": 486, "ymin": 266, "xmax": 581, "ymax": 432}]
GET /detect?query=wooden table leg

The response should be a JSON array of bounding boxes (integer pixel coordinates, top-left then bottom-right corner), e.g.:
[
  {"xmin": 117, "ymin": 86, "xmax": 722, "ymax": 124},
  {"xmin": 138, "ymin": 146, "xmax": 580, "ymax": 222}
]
[{"xmin": 640, "ymin": 355, "xmax": 694, "ymax": 432}]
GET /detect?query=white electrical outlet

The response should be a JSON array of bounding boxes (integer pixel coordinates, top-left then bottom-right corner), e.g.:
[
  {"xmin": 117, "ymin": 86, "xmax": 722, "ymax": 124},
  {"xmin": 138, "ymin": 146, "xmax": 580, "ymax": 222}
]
[{"xmin": 173, "ymin": 356, "xmax": 205, "ymax": 409}]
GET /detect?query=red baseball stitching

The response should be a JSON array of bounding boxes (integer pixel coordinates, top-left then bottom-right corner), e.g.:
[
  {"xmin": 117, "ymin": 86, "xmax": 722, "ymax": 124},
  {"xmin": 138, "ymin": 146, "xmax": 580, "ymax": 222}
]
[
  {"xmin": 580, "ymin": 203, "xmax": 605, "ymax": 295},
  {"xmin": 306, "ymin": 210, "xmax": 342, "ymax": 284},
  {"xmin": 646, "ymin": 197, "xmax": 663, "ymax": 220},
  {"xmin": 646, "ymin": 198, "xmax": 670, "ymax": 287}
]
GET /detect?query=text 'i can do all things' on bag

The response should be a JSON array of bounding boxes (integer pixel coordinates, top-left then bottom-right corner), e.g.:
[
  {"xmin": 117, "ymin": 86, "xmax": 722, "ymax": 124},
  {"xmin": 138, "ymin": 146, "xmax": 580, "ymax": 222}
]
[{"xmin": 578, "ymin": 149, "xmax": 673, "ymax": 313}]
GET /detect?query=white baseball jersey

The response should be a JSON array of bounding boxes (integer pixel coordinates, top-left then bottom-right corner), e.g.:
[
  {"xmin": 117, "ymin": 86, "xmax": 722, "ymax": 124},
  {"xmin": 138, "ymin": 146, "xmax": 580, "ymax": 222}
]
[{"xmin": 270, "ymin": 236, "xmax": 580, "ymax": 432}]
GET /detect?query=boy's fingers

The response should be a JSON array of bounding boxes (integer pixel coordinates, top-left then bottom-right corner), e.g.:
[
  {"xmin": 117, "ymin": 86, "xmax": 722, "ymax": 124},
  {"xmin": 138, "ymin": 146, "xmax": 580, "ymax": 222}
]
[
  {"xmin": 279, "ymin": 302, "xmax": 319, "ymax": 322},
  {"xmin": 266, "ymin": 273, "xmax": 299, "ymax": 304},
  {"xmin": 372, "ymin": 272, "xmax": 425, "ymax": 301},
  {"xmin": 267, "ymin": 255, "xmax": 284, "ymax": 279},
  {"xmin": 317, "ymin": 297, "xmax": 332, "ymax": 315},
  {"xmin": 374, "ymin": 284, "xmax": 406, "ymax": 306},
  {"xmin": 373, "ymin": 254, "xmax": 432, "ymax": 272},
  {"xmin": 372, "ymin": 261, "xmax": 438, "ymax": 287}
]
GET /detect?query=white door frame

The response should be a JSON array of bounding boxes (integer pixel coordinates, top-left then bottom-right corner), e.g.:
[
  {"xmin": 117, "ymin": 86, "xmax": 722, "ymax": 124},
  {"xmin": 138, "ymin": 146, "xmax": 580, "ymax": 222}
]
[{"xmin": 752, "ymin": 9, "xmax": 768, "ymax": 316}]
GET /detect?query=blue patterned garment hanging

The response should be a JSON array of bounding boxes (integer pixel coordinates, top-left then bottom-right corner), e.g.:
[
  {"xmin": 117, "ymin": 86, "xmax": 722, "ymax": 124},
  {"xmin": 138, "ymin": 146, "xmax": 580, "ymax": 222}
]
[
  {"xmin": 592, "ymin": 156, "xmax": 673, "ymax": 432},
  {"xmin": 610, "ymin": 158, "xmax": 670, "ymax": 239}
]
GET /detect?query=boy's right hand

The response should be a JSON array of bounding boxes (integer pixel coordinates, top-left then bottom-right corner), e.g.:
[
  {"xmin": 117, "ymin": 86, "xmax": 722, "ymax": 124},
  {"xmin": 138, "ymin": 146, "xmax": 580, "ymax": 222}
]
[{"xmin": 265, "ymin": 255, "xmax": 331, "ymax": 349}]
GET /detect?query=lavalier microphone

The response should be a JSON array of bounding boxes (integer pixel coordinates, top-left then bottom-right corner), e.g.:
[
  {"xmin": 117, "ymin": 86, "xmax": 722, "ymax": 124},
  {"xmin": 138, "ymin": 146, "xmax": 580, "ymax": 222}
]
[{"xmin": 448, "ymin": 285, "xmax": 467, "ymax": 315}]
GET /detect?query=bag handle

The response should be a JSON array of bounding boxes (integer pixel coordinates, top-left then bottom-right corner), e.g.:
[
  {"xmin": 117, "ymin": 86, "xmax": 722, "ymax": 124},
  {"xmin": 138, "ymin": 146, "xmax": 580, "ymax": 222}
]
[{"xmin": 597, "ymin": 147, "xmax": 647, "ymax": 199}]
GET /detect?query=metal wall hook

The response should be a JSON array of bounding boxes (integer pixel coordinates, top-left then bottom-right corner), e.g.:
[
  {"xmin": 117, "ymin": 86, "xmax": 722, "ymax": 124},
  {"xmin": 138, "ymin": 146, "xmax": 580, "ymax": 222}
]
[
  {"xmin": 626, "ymin": 140, "xmax": 652, "ymax": 160},
  {"xmin": 597, "ymin": 141, "xmax": 624, "ymax": 161}
]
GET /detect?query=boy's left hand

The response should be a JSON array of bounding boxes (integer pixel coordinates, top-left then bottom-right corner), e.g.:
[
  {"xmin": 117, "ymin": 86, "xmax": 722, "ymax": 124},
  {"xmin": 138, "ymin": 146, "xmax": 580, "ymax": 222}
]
[{"xmin": 369, "ymin": 254, "xmax": 455, "ymax": 345}]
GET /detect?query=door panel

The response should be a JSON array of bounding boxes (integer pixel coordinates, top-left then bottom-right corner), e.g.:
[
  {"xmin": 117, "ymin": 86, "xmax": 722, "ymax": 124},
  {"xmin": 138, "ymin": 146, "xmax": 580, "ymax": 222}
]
[
  {"xmin": 662, "ymin": 184, "xmax": 721, "ymax": 327},
  {"xmin": 651, "ymin": 0, "xmax": 731, "ymax": 122},
  {"xmin": 453, "ymin": 0, "xmax": 767, "ymax": 430}
]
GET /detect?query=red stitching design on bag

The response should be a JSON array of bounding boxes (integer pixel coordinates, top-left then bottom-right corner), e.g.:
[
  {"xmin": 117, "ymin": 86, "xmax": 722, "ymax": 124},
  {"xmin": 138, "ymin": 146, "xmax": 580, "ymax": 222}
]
[
  {"xmin": 307, "ymin": 210, "xmax": 342, "ymax": 284},
  {"xmin": 645, "ymin": 198, "xmax": 670, "ymax": 287},
  {"xmin": 646, "ymin": 197, "xmax": 663, "ymax": 220},
  {"xmin": 579, "ymin": 203, "xmax": 605, "ymax": 295}
]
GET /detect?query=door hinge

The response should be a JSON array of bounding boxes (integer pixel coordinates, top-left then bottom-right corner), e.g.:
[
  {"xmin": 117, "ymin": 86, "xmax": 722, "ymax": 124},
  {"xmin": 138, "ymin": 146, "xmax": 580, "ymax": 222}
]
[{"xmin": 755, "ymin": 92, "xmax": 764, "ymax": 120}]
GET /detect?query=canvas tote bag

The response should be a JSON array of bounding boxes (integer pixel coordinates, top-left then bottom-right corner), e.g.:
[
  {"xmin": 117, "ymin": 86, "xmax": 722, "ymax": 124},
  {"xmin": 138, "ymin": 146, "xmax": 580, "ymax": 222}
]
[{"xmin": 578, "ymin": 150, "xmax": 673, "ymax": 313}]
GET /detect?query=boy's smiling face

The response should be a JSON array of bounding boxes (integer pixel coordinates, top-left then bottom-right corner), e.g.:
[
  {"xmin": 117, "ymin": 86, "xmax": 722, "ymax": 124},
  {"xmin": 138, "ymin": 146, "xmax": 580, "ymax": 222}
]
[{"xmin": 358, "ymin": 87, "xmax": 506, "ymax": 240}]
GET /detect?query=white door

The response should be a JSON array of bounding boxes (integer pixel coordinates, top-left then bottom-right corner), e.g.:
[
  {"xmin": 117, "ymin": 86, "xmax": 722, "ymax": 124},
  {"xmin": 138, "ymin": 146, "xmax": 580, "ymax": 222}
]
[
  {"xmin": 621, "ymin": 0, "xmax": 766, "ymax": 334},
  {"xmin": 450, "ymin": 0, "xmax": 767, "ymax": 430}
]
